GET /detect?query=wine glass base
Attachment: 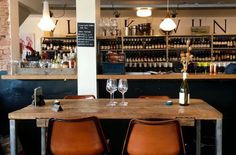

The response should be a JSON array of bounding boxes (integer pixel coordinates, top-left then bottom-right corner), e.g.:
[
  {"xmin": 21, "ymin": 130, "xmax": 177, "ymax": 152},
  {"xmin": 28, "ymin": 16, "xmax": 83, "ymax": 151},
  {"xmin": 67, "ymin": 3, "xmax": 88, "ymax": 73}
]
[
  {"xmin": 106, "ymin": 101, "xmax": 118, "ymax": 106},
  {"xmin": 118, "ymin": 102, "xmax": 128, "ymax": 106}
]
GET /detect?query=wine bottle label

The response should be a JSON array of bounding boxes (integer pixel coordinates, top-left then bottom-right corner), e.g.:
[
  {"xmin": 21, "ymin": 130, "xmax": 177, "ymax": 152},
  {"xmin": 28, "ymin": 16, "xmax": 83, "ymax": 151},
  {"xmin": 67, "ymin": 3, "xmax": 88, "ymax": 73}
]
[{"xmin": 179, "ymin": 92, "xmax": 190, "ymax": 105}]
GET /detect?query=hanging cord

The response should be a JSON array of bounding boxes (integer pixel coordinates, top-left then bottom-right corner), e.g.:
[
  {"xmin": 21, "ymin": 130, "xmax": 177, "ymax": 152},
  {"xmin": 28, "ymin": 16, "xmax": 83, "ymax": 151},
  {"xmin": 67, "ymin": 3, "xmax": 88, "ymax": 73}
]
[
  {"xmin": 167, "ymin": 0, "xmax": 169, "ymax": 13},
  {"xmin": 112, "ymin": 2, "xmax": 120, "ymax": 18}
]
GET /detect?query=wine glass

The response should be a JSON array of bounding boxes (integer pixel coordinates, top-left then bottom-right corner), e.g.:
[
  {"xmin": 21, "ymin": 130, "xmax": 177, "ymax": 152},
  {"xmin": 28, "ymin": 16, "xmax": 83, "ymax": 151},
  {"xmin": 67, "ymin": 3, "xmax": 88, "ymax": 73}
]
[
  {"xmin": 118, "ymin": 79, "xmax": 128, "ymax": 106},
  {"xmin": 106, "ymin": 79, "xmax": 117, "ymax": 106}
]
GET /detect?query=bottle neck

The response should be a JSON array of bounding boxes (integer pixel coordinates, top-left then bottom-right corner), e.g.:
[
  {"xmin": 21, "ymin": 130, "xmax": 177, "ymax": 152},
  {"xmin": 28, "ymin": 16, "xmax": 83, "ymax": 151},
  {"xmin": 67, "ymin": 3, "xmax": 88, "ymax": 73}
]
[{"xmin": 182, "ymin": 72, "xmax": 187, "ymax": 80}]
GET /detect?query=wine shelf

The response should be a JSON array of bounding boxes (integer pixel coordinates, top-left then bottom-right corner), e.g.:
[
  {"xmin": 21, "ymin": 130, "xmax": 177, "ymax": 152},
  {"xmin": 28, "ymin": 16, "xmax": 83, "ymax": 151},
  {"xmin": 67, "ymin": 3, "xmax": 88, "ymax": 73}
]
[{"xmin": 97, "ymin": 34, "xmax": 236, "ymax": 74}]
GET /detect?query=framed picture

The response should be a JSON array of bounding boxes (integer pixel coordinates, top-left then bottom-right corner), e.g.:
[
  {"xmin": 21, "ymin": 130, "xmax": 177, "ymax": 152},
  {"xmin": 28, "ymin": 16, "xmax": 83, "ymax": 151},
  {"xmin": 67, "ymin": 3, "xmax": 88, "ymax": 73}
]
[{"xmin": 20, "ymin": 33, "xmax": 35, "ymax": 60}]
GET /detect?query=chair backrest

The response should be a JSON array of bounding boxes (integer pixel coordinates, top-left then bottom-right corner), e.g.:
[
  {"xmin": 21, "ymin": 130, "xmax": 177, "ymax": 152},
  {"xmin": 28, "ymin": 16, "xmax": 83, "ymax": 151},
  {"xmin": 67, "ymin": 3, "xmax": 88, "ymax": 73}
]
[
  {"xmin": 46, "ymin": 116, "xmax": 109, "ymax": 155},
  {"xmin": 63, "ymin": 95, "xmax": 95, "ymax": 99},
  {"xmin": 122, "ymin": 119, "xmax": 186, "ymax": 155},
  {"xmin": 138, "ymin": 95, "xmax": 170, "ymax": 100}
]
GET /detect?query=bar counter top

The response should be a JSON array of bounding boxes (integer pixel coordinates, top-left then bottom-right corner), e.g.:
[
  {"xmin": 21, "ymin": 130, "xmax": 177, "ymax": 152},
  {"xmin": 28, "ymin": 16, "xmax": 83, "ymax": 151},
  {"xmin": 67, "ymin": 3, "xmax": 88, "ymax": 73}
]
[
  {"xmin": 1, "ymin": 74, "xmax": 77, "ymax": 80},
  {"xmin": 1, "ymin": 73, "xmax": 236, "ymax": 80}
]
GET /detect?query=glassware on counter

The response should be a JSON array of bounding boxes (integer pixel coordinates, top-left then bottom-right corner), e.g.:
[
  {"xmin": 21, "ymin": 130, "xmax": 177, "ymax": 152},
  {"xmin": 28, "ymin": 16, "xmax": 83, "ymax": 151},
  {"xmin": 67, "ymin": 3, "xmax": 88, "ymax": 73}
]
[
  {"xmin": 106, "ymin": 79, "xmax": 118, "ymax": 106},
  {"xmin": 118, "ymin": 79, "xmax": 128, "ymax": 106}
]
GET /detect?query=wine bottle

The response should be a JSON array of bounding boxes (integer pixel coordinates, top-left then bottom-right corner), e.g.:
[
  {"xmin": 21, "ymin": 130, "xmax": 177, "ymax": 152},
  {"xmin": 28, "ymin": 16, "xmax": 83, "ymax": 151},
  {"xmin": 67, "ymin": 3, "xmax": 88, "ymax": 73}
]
[{"xmin": 179, "ymin": 72, "xmax": 190, "ymax": 106}]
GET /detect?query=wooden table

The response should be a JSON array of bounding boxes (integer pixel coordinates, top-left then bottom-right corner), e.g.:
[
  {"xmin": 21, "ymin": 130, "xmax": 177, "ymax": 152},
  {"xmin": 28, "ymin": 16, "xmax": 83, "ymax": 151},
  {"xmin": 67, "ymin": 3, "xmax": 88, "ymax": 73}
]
[{"xmin": 8, "ymin": 98, "xmax": 222, "ymax": 155}]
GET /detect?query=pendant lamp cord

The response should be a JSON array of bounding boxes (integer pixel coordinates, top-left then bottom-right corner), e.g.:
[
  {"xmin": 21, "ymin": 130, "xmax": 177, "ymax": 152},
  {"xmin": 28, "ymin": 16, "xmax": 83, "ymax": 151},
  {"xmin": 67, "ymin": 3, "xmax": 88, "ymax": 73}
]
[{"xmin": 167, "ymin": 0, "xmax": 169, "ymax": 13}]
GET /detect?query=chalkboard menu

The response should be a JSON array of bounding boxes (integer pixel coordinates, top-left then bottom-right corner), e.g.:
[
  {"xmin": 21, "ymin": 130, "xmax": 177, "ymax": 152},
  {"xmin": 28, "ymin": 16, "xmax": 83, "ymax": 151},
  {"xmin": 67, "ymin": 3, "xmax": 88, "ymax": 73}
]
[{"xmin": 77, "ymin": 23, "xmax": 95, "ymax": 47}]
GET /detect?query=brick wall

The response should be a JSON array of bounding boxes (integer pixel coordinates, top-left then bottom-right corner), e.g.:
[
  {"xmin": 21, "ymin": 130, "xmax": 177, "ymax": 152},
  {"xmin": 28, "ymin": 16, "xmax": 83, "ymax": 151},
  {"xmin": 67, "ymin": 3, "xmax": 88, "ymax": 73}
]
[{"xmin": 0, "ymin": 0, "xmax": 10, "ymax": 71}]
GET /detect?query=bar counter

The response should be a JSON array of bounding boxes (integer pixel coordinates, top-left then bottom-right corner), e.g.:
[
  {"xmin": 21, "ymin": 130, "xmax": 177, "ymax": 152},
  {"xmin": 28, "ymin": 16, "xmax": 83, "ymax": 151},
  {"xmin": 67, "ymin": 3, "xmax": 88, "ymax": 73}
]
[{"xmin": 2, "ymin": 73, "xmax": 236, "ymax": 80}]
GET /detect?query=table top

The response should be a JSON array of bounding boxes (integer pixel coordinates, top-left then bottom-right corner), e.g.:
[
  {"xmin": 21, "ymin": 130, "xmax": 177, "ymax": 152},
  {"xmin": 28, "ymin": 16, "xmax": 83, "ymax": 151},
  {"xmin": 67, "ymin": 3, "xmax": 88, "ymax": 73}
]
[{"xmin": 8, "ymin": 98, "xmax": 222, "ymax": 121}]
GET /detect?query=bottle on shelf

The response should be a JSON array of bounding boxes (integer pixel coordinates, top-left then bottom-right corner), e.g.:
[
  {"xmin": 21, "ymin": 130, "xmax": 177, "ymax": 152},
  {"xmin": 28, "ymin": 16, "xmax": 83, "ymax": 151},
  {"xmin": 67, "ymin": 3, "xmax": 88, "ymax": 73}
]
[{"xmin": 179, "ymin": 72, "xmax": 190, "ymax": 106}]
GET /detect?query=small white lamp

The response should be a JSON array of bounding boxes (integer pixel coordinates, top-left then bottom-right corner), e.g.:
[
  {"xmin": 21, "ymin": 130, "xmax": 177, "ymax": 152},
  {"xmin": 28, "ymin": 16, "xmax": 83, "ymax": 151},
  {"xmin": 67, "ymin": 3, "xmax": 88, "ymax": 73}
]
[
  {"xmin": 136, "ymin": 8, "xmax": 152, "ymax": 17},
  {"xmin": 38, "ymin": 1, "xmax": 55, "ymax": 31},
  {"xmin": 159, "ymin": 0, "xmax": 176, "ymax": 31}
]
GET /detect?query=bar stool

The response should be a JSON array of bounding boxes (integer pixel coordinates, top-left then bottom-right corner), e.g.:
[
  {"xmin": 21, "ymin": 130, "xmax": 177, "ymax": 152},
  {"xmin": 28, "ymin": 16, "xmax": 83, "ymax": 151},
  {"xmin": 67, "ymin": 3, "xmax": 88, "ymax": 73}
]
[
  {"xmin": 46, "ymin": 116, "xmax": 109, "ymax": 155},
  {"xmin": 138, "ymin": 95, "xmax": 170, "ymax": 100},
  {"xmin": 122, "ymin": 119, "xmax": 186, "ymax": 155},
  {"xmin": 63, "ymin": 95, "xmax": 95, "ymax": 99}
]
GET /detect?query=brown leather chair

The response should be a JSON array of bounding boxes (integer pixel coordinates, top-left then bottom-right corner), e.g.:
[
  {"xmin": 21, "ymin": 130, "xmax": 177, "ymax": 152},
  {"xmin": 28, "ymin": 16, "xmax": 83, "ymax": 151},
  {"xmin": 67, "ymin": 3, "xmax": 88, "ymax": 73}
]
[
  {"xmin": 138, "ymin": 95, "xmax": 170, "ymax": 100},
  {"xmin": 46, "ymin": 116, "xmax": 109, "ymax": 155},
  {"xmin": 122, "ymin": 119, "xmax": 186, "ymax": 155},
  {"xmin": 63, "ymin": 95, "xmax": 95, "ymax": 99}
]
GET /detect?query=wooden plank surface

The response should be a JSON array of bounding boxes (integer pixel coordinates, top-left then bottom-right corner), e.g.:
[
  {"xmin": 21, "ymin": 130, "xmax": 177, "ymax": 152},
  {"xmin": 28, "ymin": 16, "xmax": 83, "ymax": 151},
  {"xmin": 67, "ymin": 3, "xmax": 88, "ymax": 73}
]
[
  {"xmin": 2, "ymin": 73, "xmax": 236, "ymax": 80},
  {"xmin": 1, "ymin": 74, "xmax": 77, "ymax": 80},
  {"xmin": 97, "ymin": 73, "xmax": 236, "ymax": 80},
  {"xmin": 8, "ymin": 99, "xmax": 222, "ymax": 121}
]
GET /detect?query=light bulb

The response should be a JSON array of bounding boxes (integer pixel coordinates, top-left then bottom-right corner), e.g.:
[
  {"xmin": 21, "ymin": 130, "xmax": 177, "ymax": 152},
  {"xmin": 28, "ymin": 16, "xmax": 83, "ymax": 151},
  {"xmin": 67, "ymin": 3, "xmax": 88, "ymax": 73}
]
[
  {"xmin": 136, "ymin": 8, "xmax": 152, "ymax": 17},
  {"xmin": 159, "ymin": 17, "xmax": 176, "ymax": 31},
  {"xmin": 38, "ymin": 1, "xmax": 55, "ymax": 31}
]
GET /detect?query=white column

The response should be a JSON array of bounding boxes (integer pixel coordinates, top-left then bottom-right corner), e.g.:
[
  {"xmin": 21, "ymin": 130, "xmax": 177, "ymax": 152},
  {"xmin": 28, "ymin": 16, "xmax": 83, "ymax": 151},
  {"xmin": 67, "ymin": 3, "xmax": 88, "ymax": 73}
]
[
  {"xmin": 76, "ymin": 0, "xmax": 100, "ymax": 98},
  {"xmin": 9, "ymin": 0, "xmax": 20, "ymax": 60}
]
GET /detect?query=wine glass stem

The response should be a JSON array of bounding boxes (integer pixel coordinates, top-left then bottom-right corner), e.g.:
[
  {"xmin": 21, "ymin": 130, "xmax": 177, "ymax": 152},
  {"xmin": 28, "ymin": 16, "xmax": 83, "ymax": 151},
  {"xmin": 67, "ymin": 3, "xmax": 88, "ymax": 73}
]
[
  {"xmin": 112, "ymin": 92, "xmax": 114, "ymax": 102},
  {"xmin": 122, "ymin": 93, "xmax": 125, "ymax": 103},
  {"xmin": 110, "ymin": 93, "xmax": 112, "ymax": 102}
]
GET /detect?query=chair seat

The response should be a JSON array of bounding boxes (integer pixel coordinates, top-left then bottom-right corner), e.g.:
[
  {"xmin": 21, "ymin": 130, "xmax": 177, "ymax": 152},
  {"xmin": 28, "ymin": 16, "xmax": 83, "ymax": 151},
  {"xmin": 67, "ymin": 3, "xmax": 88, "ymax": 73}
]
[
  {"xmin": 47, "ymin": 116, "xmax": 109, "ymax": 155},
  {"xmin": 122, "ymin": 119, "xmax": 186, "ymax": 155}
]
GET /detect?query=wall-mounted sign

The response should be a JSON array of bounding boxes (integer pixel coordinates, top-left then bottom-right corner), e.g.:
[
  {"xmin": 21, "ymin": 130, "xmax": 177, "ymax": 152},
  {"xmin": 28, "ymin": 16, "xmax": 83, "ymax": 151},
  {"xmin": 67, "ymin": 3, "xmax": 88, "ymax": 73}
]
[
  {"xmin": 191, "ymin": 26, "xmax": 210, "ymax": 35},
  {"xmin": 77, "ymin": 22, "xmax": 95, "ymax": 47}
]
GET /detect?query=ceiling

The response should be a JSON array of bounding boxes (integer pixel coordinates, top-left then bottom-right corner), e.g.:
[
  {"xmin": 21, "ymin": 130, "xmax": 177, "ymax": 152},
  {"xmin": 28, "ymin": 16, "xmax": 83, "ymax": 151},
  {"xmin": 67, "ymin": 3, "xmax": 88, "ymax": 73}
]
[
  {"xmin": 47, "ymin": 0, "xmax": 236, "ymax": 10},
  {"xmin": 18, "ymin": 0, "xmax": 236, "ymax": 25}
]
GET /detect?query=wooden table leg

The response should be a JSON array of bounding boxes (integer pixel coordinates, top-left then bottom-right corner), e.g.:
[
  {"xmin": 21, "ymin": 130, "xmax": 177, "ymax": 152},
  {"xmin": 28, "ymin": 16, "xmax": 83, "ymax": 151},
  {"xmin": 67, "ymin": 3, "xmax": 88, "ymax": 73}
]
[
  {"xmin": 41, "ymin": 127, "xmax": 46, "ymax": 155},
  {"xmin": 196, "ymin": 120, "xmax": 201, "ymax": 155},
  {"xmin": 216, "ymin": 119, "xmax": 222, "ymax": 155}
]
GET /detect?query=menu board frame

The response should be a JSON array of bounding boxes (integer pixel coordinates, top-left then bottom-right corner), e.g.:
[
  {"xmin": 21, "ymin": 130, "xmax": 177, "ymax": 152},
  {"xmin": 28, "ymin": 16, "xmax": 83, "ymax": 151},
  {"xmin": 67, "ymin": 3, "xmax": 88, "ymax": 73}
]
[{"xmin": 77, "ymin": 22, "xmax": 95, "ymax": 47}]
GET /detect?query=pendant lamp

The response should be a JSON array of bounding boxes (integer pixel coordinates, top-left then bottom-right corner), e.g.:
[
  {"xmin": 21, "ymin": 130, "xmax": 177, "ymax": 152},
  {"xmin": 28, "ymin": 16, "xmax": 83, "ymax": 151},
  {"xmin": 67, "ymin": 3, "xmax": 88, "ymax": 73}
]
[
  {"xmin": 136, "ymin": 8, "xmax": 152, "ymax": 17},
  {"xmin": 38, "ymin": 1, "xmax": 55, "ymax": 31},
  {"xmin": 159, "ymin": 0, "xmax": 176, "ymax": 31}
]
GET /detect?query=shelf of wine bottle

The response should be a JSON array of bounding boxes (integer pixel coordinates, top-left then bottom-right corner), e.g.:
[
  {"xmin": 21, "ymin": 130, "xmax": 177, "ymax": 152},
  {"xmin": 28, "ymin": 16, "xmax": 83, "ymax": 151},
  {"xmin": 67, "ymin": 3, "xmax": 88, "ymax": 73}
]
[
  {"xmin": 125, "ymin": 62, "xmax": 173, "ymax": 73},
  {"xmin": 99, "ymin": 39, "xmax": 122, "ymax": 51},
  {"xmin": 125, "ymin": 51, "xmax": 167, "ymax": 63},
  {"xmin": 97, "ymin": 34, "xmax": 236, "ymax": 74},
  {"xmin": 125, "ymin": 50, "xmax": 173, "ymax": 73},
  {"xmin": 168, "ymin": 36, "xmax": 211, "ymax": 49},
  {"xmin": 123, "ymin": 37, "xmax": 166, "ymax": 50},
  {"xmin": 191, "ymin": 50, "xmax": 212, "ymax": 62},
  {"xmin": 41, "ymin": 37, "xmax": 76, "ymax": 51},
  {"xmin": 213, "ymin": 35, "xmax": 236, "ymax": 48},
  {"xmin": 212, "ymin": 50, "xmax": 236, "ymax": 61}
]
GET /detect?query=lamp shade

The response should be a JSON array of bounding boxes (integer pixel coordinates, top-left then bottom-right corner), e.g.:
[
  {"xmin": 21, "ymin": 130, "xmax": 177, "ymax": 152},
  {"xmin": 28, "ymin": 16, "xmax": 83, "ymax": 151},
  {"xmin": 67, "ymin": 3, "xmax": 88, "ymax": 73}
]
[
  {"xmin": 159, "ymin": 17, "xmax": 176, "ymax": 31},
  {"xmin": 136, "ymin": 8, "xmax": 152, "ymax": 17},
  {"xmin": 38, "ymin": 1, "xmax": 55, "ymax": 31}
]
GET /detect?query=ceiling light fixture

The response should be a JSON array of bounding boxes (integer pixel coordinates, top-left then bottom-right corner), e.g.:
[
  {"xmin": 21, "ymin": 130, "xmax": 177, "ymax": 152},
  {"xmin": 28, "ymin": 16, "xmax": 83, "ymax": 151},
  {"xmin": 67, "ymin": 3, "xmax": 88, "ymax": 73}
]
[
  {"xmin": 159, "ymin": 0, "xmax": 176, "ymax": 31},
  {"xmin": 136, "ymin": 8, "xmax": 152, "ymax": 17},
  {"xmin": 38, "ymin": 0, "xmax": 55, "ymax": 31}
]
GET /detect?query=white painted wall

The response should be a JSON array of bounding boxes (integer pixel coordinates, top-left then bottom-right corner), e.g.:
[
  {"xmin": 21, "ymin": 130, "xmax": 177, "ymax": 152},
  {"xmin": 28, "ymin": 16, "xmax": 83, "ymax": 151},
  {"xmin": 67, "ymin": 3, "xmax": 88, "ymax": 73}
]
[
  {"xmin": 19, "ymin": 15, "xmax": 76, "ymax": 52},
  {"xmin": 20, "ymin": 16, "xmax": 236, "ymax": 54}
]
